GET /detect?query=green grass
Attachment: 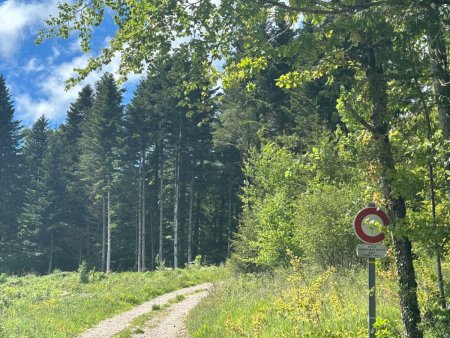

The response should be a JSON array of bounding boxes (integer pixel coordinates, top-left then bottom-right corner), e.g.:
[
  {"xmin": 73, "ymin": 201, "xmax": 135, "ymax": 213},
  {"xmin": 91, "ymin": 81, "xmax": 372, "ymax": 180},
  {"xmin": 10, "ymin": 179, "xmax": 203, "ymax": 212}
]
[
  {"xmin": 188, "ymin": 258, "xmax": 450, "ymax": 338},
  {"xmin": 0, "ymin": 266, "xmax": 226, "ymax": 338}
]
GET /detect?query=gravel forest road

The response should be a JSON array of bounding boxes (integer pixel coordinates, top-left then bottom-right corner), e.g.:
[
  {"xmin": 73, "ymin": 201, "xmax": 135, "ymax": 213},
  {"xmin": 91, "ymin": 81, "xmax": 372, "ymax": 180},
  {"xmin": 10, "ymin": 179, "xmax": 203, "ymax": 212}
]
[{"xmin": 78, "ymin": 283, "xmax": 212, "ymax": 338}]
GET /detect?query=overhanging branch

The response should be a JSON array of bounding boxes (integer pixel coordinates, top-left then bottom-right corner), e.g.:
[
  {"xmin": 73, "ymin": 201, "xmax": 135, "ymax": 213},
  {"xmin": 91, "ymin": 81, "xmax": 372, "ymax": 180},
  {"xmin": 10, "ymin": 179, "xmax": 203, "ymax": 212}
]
[{"xmin": 258, "ymin": 0, "xmax": 391, "ymax": 15}]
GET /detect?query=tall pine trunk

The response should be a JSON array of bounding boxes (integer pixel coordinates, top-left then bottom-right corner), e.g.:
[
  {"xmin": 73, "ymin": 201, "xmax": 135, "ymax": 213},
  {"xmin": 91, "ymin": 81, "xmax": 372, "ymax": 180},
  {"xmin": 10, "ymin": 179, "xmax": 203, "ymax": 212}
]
[
  {"xmin": 137, "ymin": 165, "xmax": 142, "ymax": 271},
  {"xmin": 102, "ymin": 196, "xmax": 106, "ymax": 272},
  {"xmin": 47, "ymin": 230, "xmax": 54, "ymax": 274},
  {"xmin": 365, "ymin": 44, "xmax": 422, "ymax": 338},
  {"xmin": 106, "ymin": 175, "xmax": 112, "ymax": 273},
  {"xmin": 142, "ymin": 152, "xmax": 146, "ymax": 271},
  {"xmin": 173, "ymin": 120, "xmax": 181, "ymax": 269},
  {"xmin": 85, "ymin": 198, "xmax": 90, "ymax": 259},
  {"xmin": 187, "ymin": 176, "xmax": 194, "ymax": 263},
  {"xmin": 227, "ymin": 169, "xmax": 233, "ymax": 258},
  {"xmin": 159, "ymin": 138, "xmax": 164, "ymax": 266},
  {"xmin": 149, "ymin": 208, "xmax": 154, "ymax": 270}
]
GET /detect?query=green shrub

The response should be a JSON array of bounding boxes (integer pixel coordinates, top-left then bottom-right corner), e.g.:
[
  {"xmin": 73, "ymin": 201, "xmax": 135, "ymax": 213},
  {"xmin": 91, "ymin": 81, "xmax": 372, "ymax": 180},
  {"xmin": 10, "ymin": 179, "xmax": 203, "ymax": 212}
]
[
  {"xmin": 78, "ymin": 261, "xmax": 89, "ymax": 284},
  {"xmin": 234, "ymin": 142, "xmax": 367, "ymax": 271},
  {"xmin": 293, "ymin": 184, "xmax": 364, "ymax": 267}
]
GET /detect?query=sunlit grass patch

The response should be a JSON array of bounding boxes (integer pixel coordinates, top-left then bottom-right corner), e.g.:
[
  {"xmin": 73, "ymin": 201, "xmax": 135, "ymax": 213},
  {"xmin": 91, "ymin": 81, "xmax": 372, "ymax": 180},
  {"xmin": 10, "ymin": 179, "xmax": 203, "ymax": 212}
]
[
  {"xmin": 0, "ymin": 266, "xmax": 226, "ymax": 338},
  {"xmin": 188, "ymin": 263, "xmax": 404, "ymax": 338}
]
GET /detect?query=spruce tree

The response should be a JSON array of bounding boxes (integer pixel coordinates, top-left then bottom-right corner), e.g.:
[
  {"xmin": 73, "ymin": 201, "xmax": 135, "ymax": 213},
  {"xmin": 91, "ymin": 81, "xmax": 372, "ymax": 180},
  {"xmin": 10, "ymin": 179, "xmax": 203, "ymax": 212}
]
[
  {"xmin": 79, "ymin": 73, "xmax": 123, "ymax": 272},
  {"xmin": 0, "ymin": 74, "xmax": 23, "ymax": 272},
  {"xmin": 41, "ymin": 131, "xmax": 68, "ymax": 273},
  {"xmin": 61, "ymin": 85, "xmax": 94, "ymax": 268},
  {"xmin": 123, "ymin": 78, "xmax": 157, "ymax": 271},
  {"xmin": 19, "ymin": 115, "xmax": 51, "ymax": 272}
]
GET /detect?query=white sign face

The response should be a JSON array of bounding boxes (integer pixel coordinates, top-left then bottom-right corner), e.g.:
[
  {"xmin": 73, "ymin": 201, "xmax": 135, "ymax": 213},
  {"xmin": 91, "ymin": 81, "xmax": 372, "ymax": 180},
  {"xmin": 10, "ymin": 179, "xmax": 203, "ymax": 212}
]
[
  {"xmin": 356, "ymin": 244, "xmax": 387, "ymax": 258},
  {"xmin": 353, "ymin": 207, "xmax": 387, "ymax": 244},
  {"xmin": 361, "ymin": 215, "xmax": 383, "ymax": 237}
]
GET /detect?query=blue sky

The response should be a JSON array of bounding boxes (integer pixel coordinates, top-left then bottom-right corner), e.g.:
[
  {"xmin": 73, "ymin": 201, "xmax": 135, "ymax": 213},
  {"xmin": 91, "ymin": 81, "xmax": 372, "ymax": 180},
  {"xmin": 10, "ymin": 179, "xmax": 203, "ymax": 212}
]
[{"xmin": 0, "ymin": 0, "xmax": 141, "ymax": 127}]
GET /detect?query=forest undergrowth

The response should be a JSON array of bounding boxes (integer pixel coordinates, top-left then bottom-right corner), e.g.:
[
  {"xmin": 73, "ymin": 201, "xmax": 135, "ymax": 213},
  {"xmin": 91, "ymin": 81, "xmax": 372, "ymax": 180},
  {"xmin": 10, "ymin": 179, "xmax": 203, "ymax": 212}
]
[
  {"xmin": 0, "ymin": 266, "xmax": 225, "ymax": 338},
  {"xmin": 188, "ymin": 257, "xmax": 450, "ymax": 338}
]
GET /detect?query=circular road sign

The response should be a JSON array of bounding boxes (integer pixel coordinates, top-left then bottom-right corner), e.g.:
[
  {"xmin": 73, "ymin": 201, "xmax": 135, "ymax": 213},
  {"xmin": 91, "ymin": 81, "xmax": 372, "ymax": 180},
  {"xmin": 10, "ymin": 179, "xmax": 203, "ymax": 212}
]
[{"xmin": 353, "ymin": 207, "xmax": 389, "ymax": 244}]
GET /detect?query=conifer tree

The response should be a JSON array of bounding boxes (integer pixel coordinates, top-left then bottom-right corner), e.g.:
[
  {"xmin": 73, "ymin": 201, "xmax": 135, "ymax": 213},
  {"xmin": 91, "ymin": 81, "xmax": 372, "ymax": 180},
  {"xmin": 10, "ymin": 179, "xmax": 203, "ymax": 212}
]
[
  {"xmin": 41, "ymin": 131, "xmax": 68, "ymax": 273},
  {"xmin": 19, "ymin": 115, "xmax": 51, "ymax": 272},
  {"xmin": 0, "ymin": 75, "xmax": 23, "ymax": 272},
  {"xmin": 124, "ymin": 78, "xmax": 158, "ymax": 271},
  {"xmin": 61, "ymin": 85, "xmax": 94, "ymax": 267},
  {"xmin": 79, "ymin": 73, "xmax": 123, "ymax": 272}
]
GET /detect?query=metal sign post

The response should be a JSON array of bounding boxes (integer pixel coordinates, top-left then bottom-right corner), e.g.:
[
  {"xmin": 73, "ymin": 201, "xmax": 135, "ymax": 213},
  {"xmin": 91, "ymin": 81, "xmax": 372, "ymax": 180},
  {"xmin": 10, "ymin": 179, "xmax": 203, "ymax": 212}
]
[
  {"xmin": 354, "ymin": 205, "xmax": 389, "ymax": 338},
  {"xmin": 368, "ymin": 258, "xmax": 376, "ymax": 338}
]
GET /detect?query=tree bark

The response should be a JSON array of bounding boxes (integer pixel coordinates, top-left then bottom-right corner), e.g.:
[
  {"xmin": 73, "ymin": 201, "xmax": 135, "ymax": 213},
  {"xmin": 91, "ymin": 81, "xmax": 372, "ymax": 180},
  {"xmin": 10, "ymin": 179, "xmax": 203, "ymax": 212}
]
[
  {"xmin": 427, "ymin": 3, "xmax": 450, "ymax": 200},
  {"xmin": 102, "ymin": 195, "xmax": 106, "ymax": 272},
  {"xmin": 425, "ymin": 3, "xmax": 449, "ymax": 309},
  {"xmin": 135, "ymin": 209, "xmax": 139, "ymax": 270},
  {"xmin": 142, "ymin": 152, "xmax": 146, "ymax": 271},
  {"xmin": 47, "ymin": 229, "xmax": 54, "ymax": 274},
  {"xmin": 137, "ymin": 164, "xmax": 142, "ymax": 272},
  {"xmin": 227, "ymin": 168, "xmax": 233, "ymax": 258},
  {"xmin": 173, "ymin": 119, "xmax": 181, "ymax": 269},
  {"xmin": 365, "ymin": 44, "xmax": 422, "ymax": 338},
  {"xmin": 412, "ymin": 45, "xmax": 447, "ymax": 309},
  {"xmin": 159, "ymin": 136, "xmax": 164, "ymax": 266},
  {"xmin": 79, "ymin": 225, "xmax": 84, "ymax": 266},
  {"xmin": 187, "ymin": 176, "xmax": 194, "ymax": 263},
  {"xmin": 106, "ymin": 175, "xmax": 112, "ymax": 273},
  {"xmin": 149, "ymin": 207, "xmax": 154, "ymax": 270}
]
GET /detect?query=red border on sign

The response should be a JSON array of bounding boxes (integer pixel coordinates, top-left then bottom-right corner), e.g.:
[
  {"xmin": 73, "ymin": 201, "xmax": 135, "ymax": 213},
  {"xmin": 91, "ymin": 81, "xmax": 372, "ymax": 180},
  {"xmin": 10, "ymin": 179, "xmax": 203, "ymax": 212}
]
[{"xmin": 353, "ymin": 207, "xmax": 389, "ymax": 244}]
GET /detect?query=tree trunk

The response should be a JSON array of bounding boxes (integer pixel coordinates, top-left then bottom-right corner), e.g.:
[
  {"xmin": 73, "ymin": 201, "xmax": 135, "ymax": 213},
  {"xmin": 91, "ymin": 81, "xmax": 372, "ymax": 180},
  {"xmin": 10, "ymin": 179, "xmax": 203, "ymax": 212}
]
[
  {"xmin": 427, "ymin": 3, "xmax": 450, "ymax": 199},
  {"xmin": 365, "ymin": 44, "xmax": 422, "ymax": 338},
  {"xmin": 227, "ymin": 169, "xmax": 233, "ymax": 258},
  {"xmin": 135, "ymin": 209, "xmax": 139, "ymax": 270},
  {"xmin": 86, "ymin": 198, "xmax": 90, "ymax": 258},
  {"xmin": 137, "ymin": 165, "xmax": 142, "ymax": 272},
  {"xmin": 102, "ymin": 196, "xmax": 106, "ymax": 272},
  {"xmin": 106, "ymin": 175, "xmax": 112, "ymax": 273},
  {"xmin": 47, "ymin": 229, "xmax": 54, "ymax": 274},
  {"xmin": 412, "ymin": 46, "xmax": 447, "ymax": 309},
  {"xmin": 187, "ymin": 176, "xmax": 194, "ymax": 263},
  {"xmin": 149, "ymin": 207, "xmax": 154, "ymax": 270},
  {"xmin": 195, "ymin": 188, "xmax": 202, "ymax": 257},
  {"xmin": 142, "ymin": 152, "xmax": 146, "ymax": 271},
  {"xmin": 159, "ymin": 138, "xmax": 164, "ymax": 266},
  {"xmin": 173, "ymin": 121, "xmax": 181, "ymax": 269},
  {"xmin": 79, "ymin": 225, "xmax": 84, "ymax": 266}
]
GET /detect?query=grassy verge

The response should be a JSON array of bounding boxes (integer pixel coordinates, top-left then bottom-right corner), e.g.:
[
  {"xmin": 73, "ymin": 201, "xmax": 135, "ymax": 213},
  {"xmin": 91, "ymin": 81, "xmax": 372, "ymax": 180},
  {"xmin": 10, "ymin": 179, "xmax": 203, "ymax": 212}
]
[
  {"xmin": 0, "ymin": 266, "xmax": 226, "ymax": 338},
  {"xmin": 188, "ymin": 258, "xmax": 449, "ymax": 338}
]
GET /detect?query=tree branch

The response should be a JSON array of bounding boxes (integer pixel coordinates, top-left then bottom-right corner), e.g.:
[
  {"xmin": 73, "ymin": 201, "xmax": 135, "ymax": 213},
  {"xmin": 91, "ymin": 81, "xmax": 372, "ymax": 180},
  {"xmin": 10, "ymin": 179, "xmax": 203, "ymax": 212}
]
[
  {"xmin": 345, "ymin": 102, "xmax": 376, "ymax": 133},
  {"xmin": 258, "ymin": 0, "xmax": 390, "ymax": 15}
]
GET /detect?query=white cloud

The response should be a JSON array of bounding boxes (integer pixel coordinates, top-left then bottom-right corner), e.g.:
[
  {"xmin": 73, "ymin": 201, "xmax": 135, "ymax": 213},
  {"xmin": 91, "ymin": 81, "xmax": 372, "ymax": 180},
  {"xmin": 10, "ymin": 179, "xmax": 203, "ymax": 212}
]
[
  {"xmin": 24, "ymin": 57, "xmax": 45, "ymax": 72},
  {"xmin": 16, "ymin": 51, "xmax": 141, "ymax": 124},
  {"xmin": 0, "ymin": 0, "xmax": 58, "ymax": 58}
]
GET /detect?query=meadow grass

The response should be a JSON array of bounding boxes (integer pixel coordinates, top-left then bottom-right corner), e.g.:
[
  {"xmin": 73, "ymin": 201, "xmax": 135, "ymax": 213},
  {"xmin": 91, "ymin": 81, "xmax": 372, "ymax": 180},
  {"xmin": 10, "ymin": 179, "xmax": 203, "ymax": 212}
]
[
  {"xmin": 0, "ymin": 266, "xmax": 226, "ymax": 338},
  {"xmin": 188, "ymin": 257, "xmax": 449, "ymax": 338}
]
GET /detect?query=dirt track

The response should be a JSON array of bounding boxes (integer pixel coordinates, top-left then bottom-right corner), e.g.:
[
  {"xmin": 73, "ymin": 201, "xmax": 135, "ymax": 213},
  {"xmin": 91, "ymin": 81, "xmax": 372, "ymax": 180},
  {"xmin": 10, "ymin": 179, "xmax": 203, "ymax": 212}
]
[{"xmin": 78, "ymin": 283, "xmax": 212, "ymax": 338}]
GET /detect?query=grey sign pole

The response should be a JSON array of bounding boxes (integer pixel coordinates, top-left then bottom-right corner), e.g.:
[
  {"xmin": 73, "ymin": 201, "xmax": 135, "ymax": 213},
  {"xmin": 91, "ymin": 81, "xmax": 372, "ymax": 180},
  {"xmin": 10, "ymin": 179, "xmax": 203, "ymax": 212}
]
[
  {"xmin": 368, "ymin": 257, "xmax": 376, "ymax": 338},
  {"xmin": 354, "ymin": 202, "xmax": 389, "ymax": 338}
]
